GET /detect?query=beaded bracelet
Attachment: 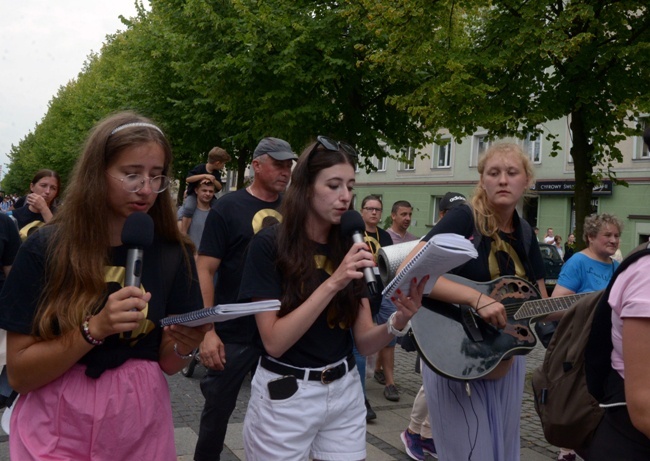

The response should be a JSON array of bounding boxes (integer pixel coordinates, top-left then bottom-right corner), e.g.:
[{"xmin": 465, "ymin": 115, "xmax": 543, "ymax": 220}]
[
  {"xmin": 173, "ymin": 343, "xmax": 195, "ymax": 360},
  {"xmin": 80, "ymin": 315, "xmax": 104, "ymax": 346}
]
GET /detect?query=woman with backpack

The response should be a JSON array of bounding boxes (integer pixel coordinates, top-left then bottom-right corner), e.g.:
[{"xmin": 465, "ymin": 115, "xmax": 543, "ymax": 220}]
[{"xmin": 399, "ymin": 143, "xmax": 547, "ymax": 460}]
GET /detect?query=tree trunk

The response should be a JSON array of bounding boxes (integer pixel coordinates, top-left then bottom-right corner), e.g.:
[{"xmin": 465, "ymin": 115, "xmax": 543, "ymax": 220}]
[
  {"xmin": 236, "ymin": 149, "xmax": 251, "ymax": 190},
  {"xmin": 569, "ymin": 109, "xmax": 595, "ymax": 250}
]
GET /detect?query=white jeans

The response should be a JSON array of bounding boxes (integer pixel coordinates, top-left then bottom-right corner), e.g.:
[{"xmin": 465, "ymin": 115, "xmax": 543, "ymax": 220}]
[{"xmin": 243, "ymin": 358, "xmax": 366, "ymax": 461}]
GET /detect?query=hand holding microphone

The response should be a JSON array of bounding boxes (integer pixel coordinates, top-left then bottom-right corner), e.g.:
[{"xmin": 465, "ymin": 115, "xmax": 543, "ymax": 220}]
[
  {"xmin": 122, "ymin": 212, "xmax": 154, "ymax": 288},
  {"xmin": 340, "ymin": 210, "xmax": 379, "ymax": 295},
  {"xmin": 119, "ymin": 212, "xmax": 154, "ymax": 337}
]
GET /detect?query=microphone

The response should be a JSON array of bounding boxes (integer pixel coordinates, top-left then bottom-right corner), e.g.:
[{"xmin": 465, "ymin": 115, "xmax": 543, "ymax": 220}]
[
  {"xmin": 121, "ymin": 212, "xmax": 154, "ymax": 288},
  {"xmin": 340, "ymin": 210, "xmax": 378, "ymax": 295}
]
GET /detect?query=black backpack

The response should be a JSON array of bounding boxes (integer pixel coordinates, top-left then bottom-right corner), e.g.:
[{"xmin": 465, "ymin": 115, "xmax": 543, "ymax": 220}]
[{"xmin": 531, "ymin": 243, "xmax": 650, "ymax": 450}]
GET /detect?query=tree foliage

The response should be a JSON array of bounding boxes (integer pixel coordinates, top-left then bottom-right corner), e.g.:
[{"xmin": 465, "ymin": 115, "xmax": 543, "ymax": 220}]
[
  {"xmin": 149, "ymin": 0, "xmax": 427, "ymax": 173},
  {"xmin": 357, "ymin": 0, "xmax": 650, "ymax": 245},
  {"xmin": 4, "ymin": 0, "xmax": 426, "ymax": 195}
]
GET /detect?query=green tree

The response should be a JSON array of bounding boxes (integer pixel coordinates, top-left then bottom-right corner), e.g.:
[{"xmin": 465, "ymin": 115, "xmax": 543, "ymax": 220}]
[
  {"xmin": 358, "ymin": 0, "xmax": 650, "ymax": 246},
  {"xmin": 149, "ymin": 0, "xmax": 426, "ymax": 178},
  {"xmin": 5, "ymin": 0, "xmax": 426, "ymax": 197}
]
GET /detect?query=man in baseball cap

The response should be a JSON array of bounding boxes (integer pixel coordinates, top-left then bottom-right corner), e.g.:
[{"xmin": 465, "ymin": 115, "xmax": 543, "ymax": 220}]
[
  {"xmin": 253, "ymin": 137, "xmax": 298, "ymax": 161},
  {"xmin": 439, "ymin": 192, "xmax": 466, "ymax": 213}
]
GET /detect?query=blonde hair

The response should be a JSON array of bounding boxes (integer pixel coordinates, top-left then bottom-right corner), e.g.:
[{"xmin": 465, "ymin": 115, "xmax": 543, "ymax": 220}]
[{"xmin": 470, "ymin": 143, "xmax": 534, "ymax": 239}]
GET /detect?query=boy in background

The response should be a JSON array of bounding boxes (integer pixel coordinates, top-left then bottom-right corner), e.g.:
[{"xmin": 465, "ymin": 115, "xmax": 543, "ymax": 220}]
[{"xmin": 180, "ymin": 147, "xmax": 231, "ymax": 235}]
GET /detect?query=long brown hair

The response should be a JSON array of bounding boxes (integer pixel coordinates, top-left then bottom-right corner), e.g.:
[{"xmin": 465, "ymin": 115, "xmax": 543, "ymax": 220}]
[
  {"xmin": 35, "ymin": 111, "xmax": 190, "ymax": 339},
  {"xmin": 470, "ymin": 143, "xmax": 534, "ymax": 239},
  {"xmin": 276, "ymin": 141, "xmax": 363, "ymax": 327}
]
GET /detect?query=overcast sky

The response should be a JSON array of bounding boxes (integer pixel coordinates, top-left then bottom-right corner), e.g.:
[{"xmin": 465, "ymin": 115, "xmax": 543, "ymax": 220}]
[{"xmin": 0, "ymin": 1, "xmax": 149, "ymax": 179}]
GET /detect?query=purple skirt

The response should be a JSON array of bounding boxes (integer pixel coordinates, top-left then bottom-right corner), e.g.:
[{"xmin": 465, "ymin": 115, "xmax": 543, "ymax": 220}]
[{"xmin": 423, "ymin": 356, "xmax": 525, "ymax": 461}]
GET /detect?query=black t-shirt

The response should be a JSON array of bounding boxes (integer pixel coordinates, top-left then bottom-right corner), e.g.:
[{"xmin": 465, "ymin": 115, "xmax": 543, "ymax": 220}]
[
  {"xmin": 12, "ymin": 205, "xmax": 45, "ymax": 231},
  {"xmin": 186, "ymin": 164, "xmax": 223, "ymax": 196},
  {"xmin": 198, "ymin": 188, "xmax": 282, "ymax": 343},
  {"xmin": 0, "ymin": 213, "xmax": 21, "ymax": 291},
  {"xmin": 239, "ymin": 226, "xmax": 353, "ymax": 368},
  {"xmin": 423, "ymin": 205, "xmax": 545, "ymax": 284},
  {"xmin": 364, "ymin": 227, "xmax": 392, "ymax": 312},
  {"xmin": 0, "ymin": 226, "xmax": 203, "ymax": 378},
  {"xmin": 363, "ymin": 227, "xmax": 393, "ymax": 259}
]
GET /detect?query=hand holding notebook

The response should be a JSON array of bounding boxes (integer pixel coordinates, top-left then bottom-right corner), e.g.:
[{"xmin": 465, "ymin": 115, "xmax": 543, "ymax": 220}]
[{"xmin": 382, "ymin": 233, "xmax": 477, "ymax": 298}]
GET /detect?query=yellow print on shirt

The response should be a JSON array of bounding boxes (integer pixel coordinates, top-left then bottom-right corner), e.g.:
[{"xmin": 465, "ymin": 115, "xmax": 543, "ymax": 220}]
[
  {"xmin": 314, "ymin": 254, "xmax": 350, "ymax": 330},
  {"xmin": 251, "ymin": 209, "xmax": 283, "ymax": 235},
  {"xmin": 105, "ymin": 266, "xmax": 155, "ymax": 343}
]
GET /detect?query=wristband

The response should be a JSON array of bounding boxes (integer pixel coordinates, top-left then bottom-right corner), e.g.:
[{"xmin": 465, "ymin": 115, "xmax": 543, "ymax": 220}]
[
  {"xmin": 387, "ymin": 312, "xmax": 411, "ymax": 337},
  {"xmin": 80, "ymin": 315, "xmax": 104, "ymax": 346},
  {"xmin": 173, "ymin": 343, "xmax": 195, "ymax": 359}
]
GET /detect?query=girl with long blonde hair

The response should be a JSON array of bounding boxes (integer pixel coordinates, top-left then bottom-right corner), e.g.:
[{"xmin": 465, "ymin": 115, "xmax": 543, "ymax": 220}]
[{"xmin": 400, "ymin": 142, "xmax": 546, "ymax": 460}]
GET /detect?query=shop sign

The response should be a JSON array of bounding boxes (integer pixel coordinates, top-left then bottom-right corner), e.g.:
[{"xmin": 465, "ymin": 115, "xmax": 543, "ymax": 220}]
[{"xmin": 531, "ymin": 180, "xmax": 612, "ymax": 195}]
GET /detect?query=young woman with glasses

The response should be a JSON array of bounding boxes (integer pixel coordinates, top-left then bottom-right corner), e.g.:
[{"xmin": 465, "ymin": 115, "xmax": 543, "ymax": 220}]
[
  {"xmin": 0, "ymin": 111, "xmax": 211, "ymax": 460},
  {"xmin": 238, "ymin": 136, "xmax": 427, "ymax": 460}
]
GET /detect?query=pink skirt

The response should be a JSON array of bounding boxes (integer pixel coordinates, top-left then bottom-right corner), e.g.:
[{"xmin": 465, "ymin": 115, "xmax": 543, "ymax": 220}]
[{"xmin": 10, "ymin": 359, "xmax": 176, "ymax": 461}]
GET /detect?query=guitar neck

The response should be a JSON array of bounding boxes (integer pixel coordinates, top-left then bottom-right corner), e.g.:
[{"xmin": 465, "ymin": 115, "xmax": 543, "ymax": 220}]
[{"xmin": 513, "ymin": 292, "xmax": 591, "ymax": 320}]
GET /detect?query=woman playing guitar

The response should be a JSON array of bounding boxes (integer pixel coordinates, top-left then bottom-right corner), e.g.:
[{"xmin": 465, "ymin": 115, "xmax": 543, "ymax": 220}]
[{"xmin": 399, "ymin": 143, "xmax": 547, "ymax": 461}]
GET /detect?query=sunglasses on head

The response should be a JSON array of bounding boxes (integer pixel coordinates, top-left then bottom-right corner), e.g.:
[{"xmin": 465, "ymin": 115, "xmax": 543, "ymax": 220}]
[{"xmin": 308, "ymin": 135, "xmax": 358, "ymax": 159}]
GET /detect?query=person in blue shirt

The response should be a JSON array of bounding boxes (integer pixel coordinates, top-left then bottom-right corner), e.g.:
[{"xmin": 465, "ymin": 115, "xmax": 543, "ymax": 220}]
[
  {"xmin": 550, "ymin": 213, "xmax": 622, "ymax": 461},
  {"xmin": 553, "ymin": 213, "xmax": 622, "ymax": 297}
]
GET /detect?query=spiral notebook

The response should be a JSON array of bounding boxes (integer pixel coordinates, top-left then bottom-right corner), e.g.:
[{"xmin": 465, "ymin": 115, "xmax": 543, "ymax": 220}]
[
  {"xmin": 382, "ymin": 233, "xmax": 478, "ymax": 298},
  {"xmin": 160, "ymin": 300, "xmax": 281, "ymax": 327}
]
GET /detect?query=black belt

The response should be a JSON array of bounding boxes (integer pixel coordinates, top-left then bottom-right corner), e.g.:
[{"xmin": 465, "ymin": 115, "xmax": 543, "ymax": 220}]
[{"xmin": 260, "ymin": 355, "xmax": 356, "ymax": 384}]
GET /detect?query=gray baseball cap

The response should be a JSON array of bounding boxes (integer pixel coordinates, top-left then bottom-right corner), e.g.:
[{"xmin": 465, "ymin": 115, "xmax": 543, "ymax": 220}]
[{"xmin": 253, "ymin": 137, "xmax": 297, "ymax": 161}]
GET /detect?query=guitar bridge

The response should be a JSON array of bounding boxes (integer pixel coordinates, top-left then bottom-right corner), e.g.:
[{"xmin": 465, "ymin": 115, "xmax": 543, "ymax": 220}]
[{"xmin": 460, "ymin": 305, "xmax": 484, "ymax": 342}]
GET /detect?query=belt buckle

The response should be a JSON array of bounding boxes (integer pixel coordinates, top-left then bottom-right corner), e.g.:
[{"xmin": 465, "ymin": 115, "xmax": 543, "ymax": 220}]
[{"xmin": 320, "ymin": 367, "xmax": 334, "ymax": 384}]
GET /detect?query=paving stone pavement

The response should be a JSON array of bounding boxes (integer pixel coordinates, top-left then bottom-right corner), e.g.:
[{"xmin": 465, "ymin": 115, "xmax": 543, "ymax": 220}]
[{"xmin": 0, "ymin": 345, "xmax": 581, "ymax": 460}]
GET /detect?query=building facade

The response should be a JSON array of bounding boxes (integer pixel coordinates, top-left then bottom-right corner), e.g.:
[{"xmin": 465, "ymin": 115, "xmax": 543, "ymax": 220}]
[{"xmin": 353, "ymin": 118, "xmax": 650, "ymax": 255}]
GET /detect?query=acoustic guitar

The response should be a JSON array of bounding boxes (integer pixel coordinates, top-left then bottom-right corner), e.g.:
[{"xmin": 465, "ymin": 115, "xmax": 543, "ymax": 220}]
[{"xmin": 411, "ymin": 274, "xmax": 588, "ymax": 381}]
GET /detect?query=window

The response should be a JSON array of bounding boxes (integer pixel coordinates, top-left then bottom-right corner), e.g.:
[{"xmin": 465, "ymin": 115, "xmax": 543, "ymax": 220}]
[
  {"xmin": 399, "ymin": 147, "xmax": 416, "ymax": 171},
  {"xmin": 371, "ymin": 155, "xmax": 387, "ymax": 171},
  {"xmin": 433, "ymin": 140, "xmax": 452, "ymax": 168},
  {"xmin": 471, "ymin": 133, "xmax": 490, "ymax": 166},
  {"xmin": 634, "ymin": 117, "xmax": 650, "ymax": 160},
  {"xmin": 524, "ymin": 134, "xmax": 542, "ymax": 163}
]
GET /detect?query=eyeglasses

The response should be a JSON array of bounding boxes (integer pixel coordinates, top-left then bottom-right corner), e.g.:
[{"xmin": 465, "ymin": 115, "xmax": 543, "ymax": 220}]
[
  {"xmin": 362, "ymin": 207, "xmax": 382, "ymax": 213},
  {"xmin": 106, "ymin": 172, "xmax": 171, "ymax": 193},
  {"xmin": 309, "ymin": 135, "xmax": 358, "ymax": 159}
]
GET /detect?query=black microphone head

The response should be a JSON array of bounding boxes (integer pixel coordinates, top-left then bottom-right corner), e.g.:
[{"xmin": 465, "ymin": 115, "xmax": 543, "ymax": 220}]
[
  {"xmin": 340, "ymin": 210, "xmax": 365, "ymax": 237},
  {"xmin": 121, "ymin": 212, "xmax": 154, "ymax": 247}
]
